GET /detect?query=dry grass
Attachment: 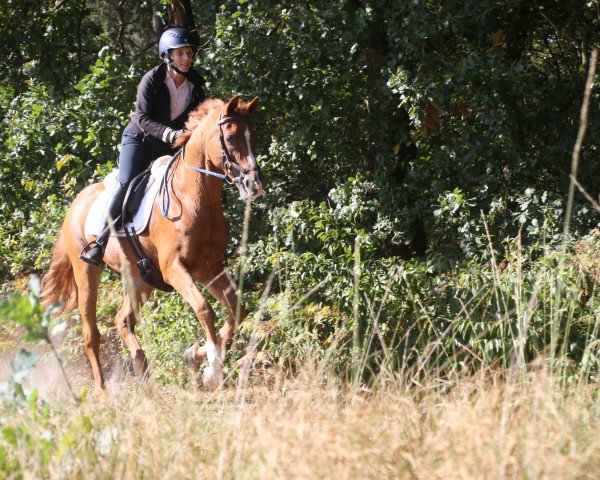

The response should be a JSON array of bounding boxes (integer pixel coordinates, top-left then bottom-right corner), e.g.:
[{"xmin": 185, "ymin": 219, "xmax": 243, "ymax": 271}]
[{"xmin": 3, "ymin": 363, "xmax": 598, "ymax": 480}]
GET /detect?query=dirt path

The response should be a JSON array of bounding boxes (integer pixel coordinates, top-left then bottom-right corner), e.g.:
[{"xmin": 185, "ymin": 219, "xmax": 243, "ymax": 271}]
[{"xmin": 0, "ymin": 324, "xmax": 130, "ymax": 401}]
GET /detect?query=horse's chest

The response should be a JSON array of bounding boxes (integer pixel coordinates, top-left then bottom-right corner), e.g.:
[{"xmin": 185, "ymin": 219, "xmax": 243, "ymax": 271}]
[
  {"xmin": 178, "ymin": 224, "xmax": 228, "ymax": 266},
  {"xmin": 180, "ymin": 239, "xmax": 225, "ymax": 275}
]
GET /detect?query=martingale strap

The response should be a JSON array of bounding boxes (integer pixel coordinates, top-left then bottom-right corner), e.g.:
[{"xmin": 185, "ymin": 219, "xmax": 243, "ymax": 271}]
[{"xmin": 160, "ymin": 149, "xmax": 181, "ymax": 217}]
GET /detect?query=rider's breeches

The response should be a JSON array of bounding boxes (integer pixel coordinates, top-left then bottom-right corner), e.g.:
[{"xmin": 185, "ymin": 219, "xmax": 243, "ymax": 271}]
[
  {"xmin": 99, "ymin": 128, "xmax": 174, "ymax": 230},
  {"xmin": 118, "ymin": 128, "xmax": 172, "ymax": 188}
]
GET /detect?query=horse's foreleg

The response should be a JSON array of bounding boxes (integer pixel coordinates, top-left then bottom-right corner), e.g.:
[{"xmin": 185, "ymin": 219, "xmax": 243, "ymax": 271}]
[
  {"xmin": 72, "ymin": 263, "xmax": 105, "ymax": 393},
  {"xmin": 185, "ymin": 268, "xmax": 246, "ymax": 366},
  {"xmin": 165, "ymin": 261, "xmax": 222, "ymax": 389},
  {"xmin": 204, "ymin": 267, "xmax": 246, "ymax": 355},
  {"xmin": 115, "ymin": 282, "xmax": 153, "ymax": 377}
]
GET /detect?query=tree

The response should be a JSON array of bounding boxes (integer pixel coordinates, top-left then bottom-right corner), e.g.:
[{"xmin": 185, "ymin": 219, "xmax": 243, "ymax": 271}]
[
  {"xmin": 1, "ymin": 0, "xmax": 598, "ymax": 281},
  {"xmin": 167, "ymin": 0, "xmax": 196, "ymax": 28}
]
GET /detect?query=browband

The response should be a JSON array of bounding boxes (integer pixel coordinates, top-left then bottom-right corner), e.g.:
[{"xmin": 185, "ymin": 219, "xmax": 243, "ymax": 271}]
[{"xmin": 218, "ymin": 115, "xmax": 250, "ymax": 125}]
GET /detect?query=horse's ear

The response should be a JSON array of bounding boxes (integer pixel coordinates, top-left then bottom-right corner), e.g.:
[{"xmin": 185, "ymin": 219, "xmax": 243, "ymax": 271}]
[
  {"xmin": 246, "ymin": 96, "xmax": 259, "ymax": 115},
  {"xmin": 225, "ymin": 95, "xmax": 241, "ymax": 116}
]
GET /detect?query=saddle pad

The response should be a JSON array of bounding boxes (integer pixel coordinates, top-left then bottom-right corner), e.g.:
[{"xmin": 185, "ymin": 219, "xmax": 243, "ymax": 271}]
[{"xmin": 84, "ymin": 158, "xmax": 170, "ymax": 238}]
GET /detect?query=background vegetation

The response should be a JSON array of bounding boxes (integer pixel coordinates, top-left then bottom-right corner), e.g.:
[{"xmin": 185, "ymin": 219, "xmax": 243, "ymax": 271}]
[{"xmin": 0, "ymin": 1, "xmax": 599, "ymax": 477}]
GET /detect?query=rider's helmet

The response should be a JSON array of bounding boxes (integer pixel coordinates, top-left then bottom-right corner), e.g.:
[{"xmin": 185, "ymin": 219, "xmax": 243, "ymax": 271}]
[{"xmin": 158, "ymin": 27, "xmax": 199, "ymax": 60}]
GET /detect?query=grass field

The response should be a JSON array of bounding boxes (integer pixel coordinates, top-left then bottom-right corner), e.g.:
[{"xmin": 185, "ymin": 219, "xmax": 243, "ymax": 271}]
[{"xmin": 0, "ymin": 350, "xmax": 598, "ymax": 479}]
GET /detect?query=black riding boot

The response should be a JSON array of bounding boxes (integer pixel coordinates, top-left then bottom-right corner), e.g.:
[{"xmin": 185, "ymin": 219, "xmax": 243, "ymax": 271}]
[{"xmin": 80, "ymin": 185, "xmax": 128, "ymax": 267}]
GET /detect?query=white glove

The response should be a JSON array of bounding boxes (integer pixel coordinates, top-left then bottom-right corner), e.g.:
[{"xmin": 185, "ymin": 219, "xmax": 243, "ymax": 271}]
[{"xmin": 163, "ymin": 128, "xmax": 185, "ymax": 144}]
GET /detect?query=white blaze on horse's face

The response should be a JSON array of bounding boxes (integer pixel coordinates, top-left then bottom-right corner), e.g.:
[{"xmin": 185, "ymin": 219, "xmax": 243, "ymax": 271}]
[
  {"xmin": 244, "ymin": 127, "xmax": 256, "ymax": 166},
  {"xmin": 242, "ymin": 126, "xmax": 264, "ymax": 200},
  {"xmin": 229, "ymin": 124, "xmax": 264, "ymax": 202}
]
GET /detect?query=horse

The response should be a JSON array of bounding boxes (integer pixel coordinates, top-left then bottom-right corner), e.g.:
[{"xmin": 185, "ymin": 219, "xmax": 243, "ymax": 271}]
[{"xmin": 41, "ymin": 95, "xmax": 264, "ymax": 393}]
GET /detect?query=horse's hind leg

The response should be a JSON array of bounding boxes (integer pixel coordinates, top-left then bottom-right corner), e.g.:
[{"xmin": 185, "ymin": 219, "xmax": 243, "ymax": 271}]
[
  {"xmin": 72, "ymin": 263, "xmax": 105, "ymax": 393},
  {"xmin": 115, "ymin": 281, "xmax": 153, "ymax": 377}
]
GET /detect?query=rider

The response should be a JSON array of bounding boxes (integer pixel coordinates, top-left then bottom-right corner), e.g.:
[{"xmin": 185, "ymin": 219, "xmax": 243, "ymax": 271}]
[{"xmin": 80, "ymin": 26, "xmax": 206, "ymax": 267}]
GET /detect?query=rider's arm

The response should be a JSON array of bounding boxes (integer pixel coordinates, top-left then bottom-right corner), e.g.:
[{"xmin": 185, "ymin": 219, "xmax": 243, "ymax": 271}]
[{"xmin": 133, "ymin": 67, "xmax": 172, "ymax": 143}]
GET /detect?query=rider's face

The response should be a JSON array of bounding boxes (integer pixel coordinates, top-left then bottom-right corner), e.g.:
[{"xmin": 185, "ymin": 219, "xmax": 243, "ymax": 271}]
[{"xmin": 169, "ymin": 47, "xmax": 194, "ymax": 73}]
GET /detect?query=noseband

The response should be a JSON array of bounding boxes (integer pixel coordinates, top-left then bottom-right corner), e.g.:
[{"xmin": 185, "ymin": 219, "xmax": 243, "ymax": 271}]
[{"xmin": 217, "ymin": 114, "xmax": 260, "ymax": 185}]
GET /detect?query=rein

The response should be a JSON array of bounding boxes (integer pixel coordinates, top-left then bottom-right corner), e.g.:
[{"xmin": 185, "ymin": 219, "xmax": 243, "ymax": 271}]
[
  {"xmin": 159, "ymin": 113, "xmax": 253, "ymax": 217},
  {"xmin": 181, "ymin": 145, "xmax": 228, "ymax": 181},
  {"xmin": 160, "ymin": 145, "xmax": 226, "ymax": 217}
]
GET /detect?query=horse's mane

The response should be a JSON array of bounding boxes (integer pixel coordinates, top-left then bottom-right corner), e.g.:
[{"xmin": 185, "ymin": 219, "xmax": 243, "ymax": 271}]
[
  {"xmin": 172, "ymin": 98, "xmax": 224, "ymax": 148},
  {"xmin": 185, "ymin": 98, "xmax": 225, "ymax": 132}
]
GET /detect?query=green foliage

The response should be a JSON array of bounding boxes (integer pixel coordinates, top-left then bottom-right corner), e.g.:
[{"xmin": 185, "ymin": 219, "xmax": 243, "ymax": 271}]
[
  {"xmin": 0, "ymin": 387, "xmax": 96, "ymax": 478},
  {"xmin": 0, "ymin": 50, "xmax": 143, "ymax": 277},
  {"xmin": 202, "ymin": 0, "xmax": 600, "ymax": 285},
  {"xmin": 141, "ymin": 291, "xmax": 202, "ymax": 385},
  {"xmin": 0, "ymin": 276, "xmax": 98, "ymax": 477},
  {"xmin": 0, "ymin": 0, "xmax": 98, "ymax": 94},
  {"xmin": 247, "ymin": 236, "xmax": 600, "ymax": 377},
  {"xmin": 1, "ymin": 0, "xmax": 599, "ymax": 385},
  {"xmin": 0, "ymin": 276, "xmax": 63, "ymax": 343},
  {"xmin": 0, "ymin": 276, "xmax": 72, "ymax": 405},
  {"xmin": 382, "ymin": 0, "xmax": 600, "ymax": 251}
]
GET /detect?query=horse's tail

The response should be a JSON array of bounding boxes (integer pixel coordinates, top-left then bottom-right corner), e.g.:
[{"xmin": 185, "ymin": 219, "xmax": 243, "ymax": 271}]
[{"xmin": 41, "ymin": 231, "xmax": 78, "ymax": 313}]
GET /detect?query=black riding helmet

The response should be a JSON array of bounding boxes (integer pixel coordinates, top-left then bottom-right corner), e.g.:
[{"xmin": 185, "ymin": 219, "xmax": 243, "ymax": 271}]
[{"xmin": 158, "ymin": 27, "xmax": 199, "ymax": 71}]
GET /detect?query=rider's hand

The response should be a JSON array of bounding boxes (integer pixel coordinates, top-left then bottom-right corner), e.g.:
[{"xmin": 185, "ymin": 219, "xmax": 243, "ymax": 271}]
[{"xmin": 165, "ymin": 128, "xmax": 185, "ymax": 144}]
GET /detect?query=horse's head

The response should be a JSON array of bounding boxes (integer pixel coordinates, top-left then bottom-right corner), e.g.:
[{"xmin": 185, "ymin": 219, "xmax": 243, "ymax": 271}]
[{"xmin": 210, "ymin": 95, "xmax": 265, "ymax": 202}]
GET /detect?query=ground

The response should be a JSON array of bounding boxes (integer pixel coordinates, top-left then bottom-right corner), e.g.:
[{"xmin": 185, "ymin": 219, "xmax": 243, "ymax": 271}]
[{"xmin": 0, "ymin": 314, "xmax": 127, "ymax": 400}]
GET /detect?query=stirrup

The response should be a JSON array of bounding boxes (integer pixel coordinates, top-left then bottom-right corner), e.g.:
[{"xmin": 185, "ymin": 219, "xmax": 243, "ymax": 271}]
[{"xmin": 79, "ymin": 240, "xmax": 105, "ymax": 267}]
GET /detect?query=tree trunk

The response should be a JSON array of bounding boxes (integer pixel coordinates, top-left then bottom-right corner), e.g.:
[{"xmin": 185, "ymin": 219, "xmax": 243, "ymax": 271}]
[
  {"xmin": 167, "ymin": 0, "xmax": 196, "ymax": 29},
  {"xmin": 152, "ymin": 0, "xmax": 165, "ymax": 39}
]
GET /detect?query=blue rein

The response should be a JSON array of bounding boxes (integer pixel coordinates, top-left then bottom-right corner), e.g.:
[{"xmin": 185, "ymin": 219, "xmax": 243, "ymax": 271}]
[{"xmin": 160, "ymin": 144, "xmax": 227, "ymax": 217}]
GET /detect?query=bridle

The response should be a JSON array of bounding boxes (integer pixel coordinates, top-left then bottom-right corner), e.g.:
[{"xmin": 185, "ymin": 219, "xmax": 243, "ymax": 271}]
[
  {"xmin": 160, "ymin": 112, "xmax": 260, "ymax": 216},
  {"xmin": 217, "ymin": 113, "xmax": 260, "ymax": 186}
]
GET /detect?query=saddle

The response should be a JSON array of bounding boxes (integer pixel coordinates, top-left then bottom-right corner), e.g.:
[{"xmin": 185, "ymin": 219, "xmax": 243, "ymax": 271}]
[
  {"xmin": 122, "ymin": 168, "xmax": 153, "ymax": 225},
  {"xmin": 84, "ymin": 156, "xmax": 174, "ymax": 292},
  {"xmin": 122, "ymin": 168, "xmax": 174, "ymax": 293},
  {"xmin": 85, "ymin": 158, "xmax": 169, "ymax": 237}
]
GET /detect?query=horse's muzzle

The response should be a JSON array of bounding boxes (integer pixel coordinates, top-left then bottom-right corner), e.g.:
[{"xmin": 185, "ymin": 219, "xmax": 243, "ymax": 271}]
[{"xmin": 236, "ymin": 168, "xmax": 265, "ymax": 202}]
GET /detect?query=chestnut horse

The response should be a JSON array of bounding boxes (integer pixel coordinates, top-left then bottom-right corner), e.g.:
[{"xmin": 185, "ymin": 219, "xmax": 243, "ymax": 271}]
[{"xmin": 41, "ymin": 96, "xmax": 264, "ymax": 392}]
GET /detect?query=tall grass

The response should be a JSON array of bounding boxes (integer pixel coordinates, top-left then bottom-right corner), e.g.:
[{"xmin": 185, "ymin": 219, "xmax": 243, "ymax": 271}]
[
  {"xmin": 0, "ymin": 362, "xmax": 599, "ymax": 479},
  {"xmin": 1, "ymin": 219, "xmax": 599, "ymax": 478}
]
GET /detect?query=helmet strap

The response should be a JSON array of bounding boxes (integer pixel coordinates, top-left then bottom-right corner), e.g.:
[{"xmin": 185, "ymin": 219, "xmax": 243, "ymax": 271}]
[
  {"xmin": 165, "ymin": 57, "xmax": 190, "ymax": 77},
  {"xmin": 165, "ymin": 53, "xmax": 191, "ymax": 77}
]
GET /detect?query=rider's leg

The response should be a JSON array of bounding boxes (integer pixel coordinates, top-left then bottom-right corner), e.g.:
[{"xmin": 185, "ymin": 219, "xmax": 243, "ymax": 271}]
[
  {"xmin": 80, "ymin": 129, "xmax": 154, "ymax": 267},
  {"xmin": 80, "ymin": 184, "xmax": 128, "ymax": 267}
]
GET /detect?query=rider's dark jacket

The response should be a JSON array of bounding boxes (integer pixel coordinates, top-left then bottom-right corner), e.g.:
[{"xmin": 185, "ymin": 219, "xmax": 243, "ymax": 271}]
[{"xmin": 125, "ymin": 62, "xmax": 206, "ymax": 144}]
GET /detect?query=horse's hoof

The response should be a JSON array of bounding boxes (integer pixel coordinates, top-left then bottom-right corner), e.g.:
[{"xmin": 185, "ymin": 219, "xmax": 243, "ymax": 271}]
[
  {"xmin": 203, "ymin": 366, "xmax": 222, "ymax": 391},
  {"xmin": 184, "ymin": 343, "xmax": 199, "ymax": 366},
  {"xmin": 92, "ymin": 385, "xmax": 107, "ymax": 400},
  {"xmin": 183, "ymin": 342, "xmax": 207, "ymax": 367},
  {"xmin": 132, "ymin": 350, "xmax": 149, "ymax": 378}
]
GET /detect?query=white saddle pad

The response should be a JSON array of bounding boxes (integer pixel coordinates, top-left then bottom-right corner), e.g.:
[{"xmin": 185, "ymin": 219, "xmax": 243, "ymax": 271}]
[{"xmin": 84, "ymin": 156, "xmax": 171, "ymax": 238}]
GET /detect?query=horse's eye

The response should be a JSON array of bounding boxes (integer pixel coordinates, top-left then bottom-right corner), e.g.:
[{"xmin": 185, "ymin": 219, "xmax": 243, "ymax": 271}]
[{"xmin": 226, "ymin": 135, "xmax": 235, "ymax": 144}]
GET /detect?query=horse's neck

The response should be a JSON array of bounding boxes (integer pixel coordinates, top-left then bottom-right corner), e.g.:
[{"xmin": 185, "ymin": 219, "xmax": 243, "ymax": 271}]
[{"xmin": 173, "ymin": 147, "xmax": 224, "ymax": 221}]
